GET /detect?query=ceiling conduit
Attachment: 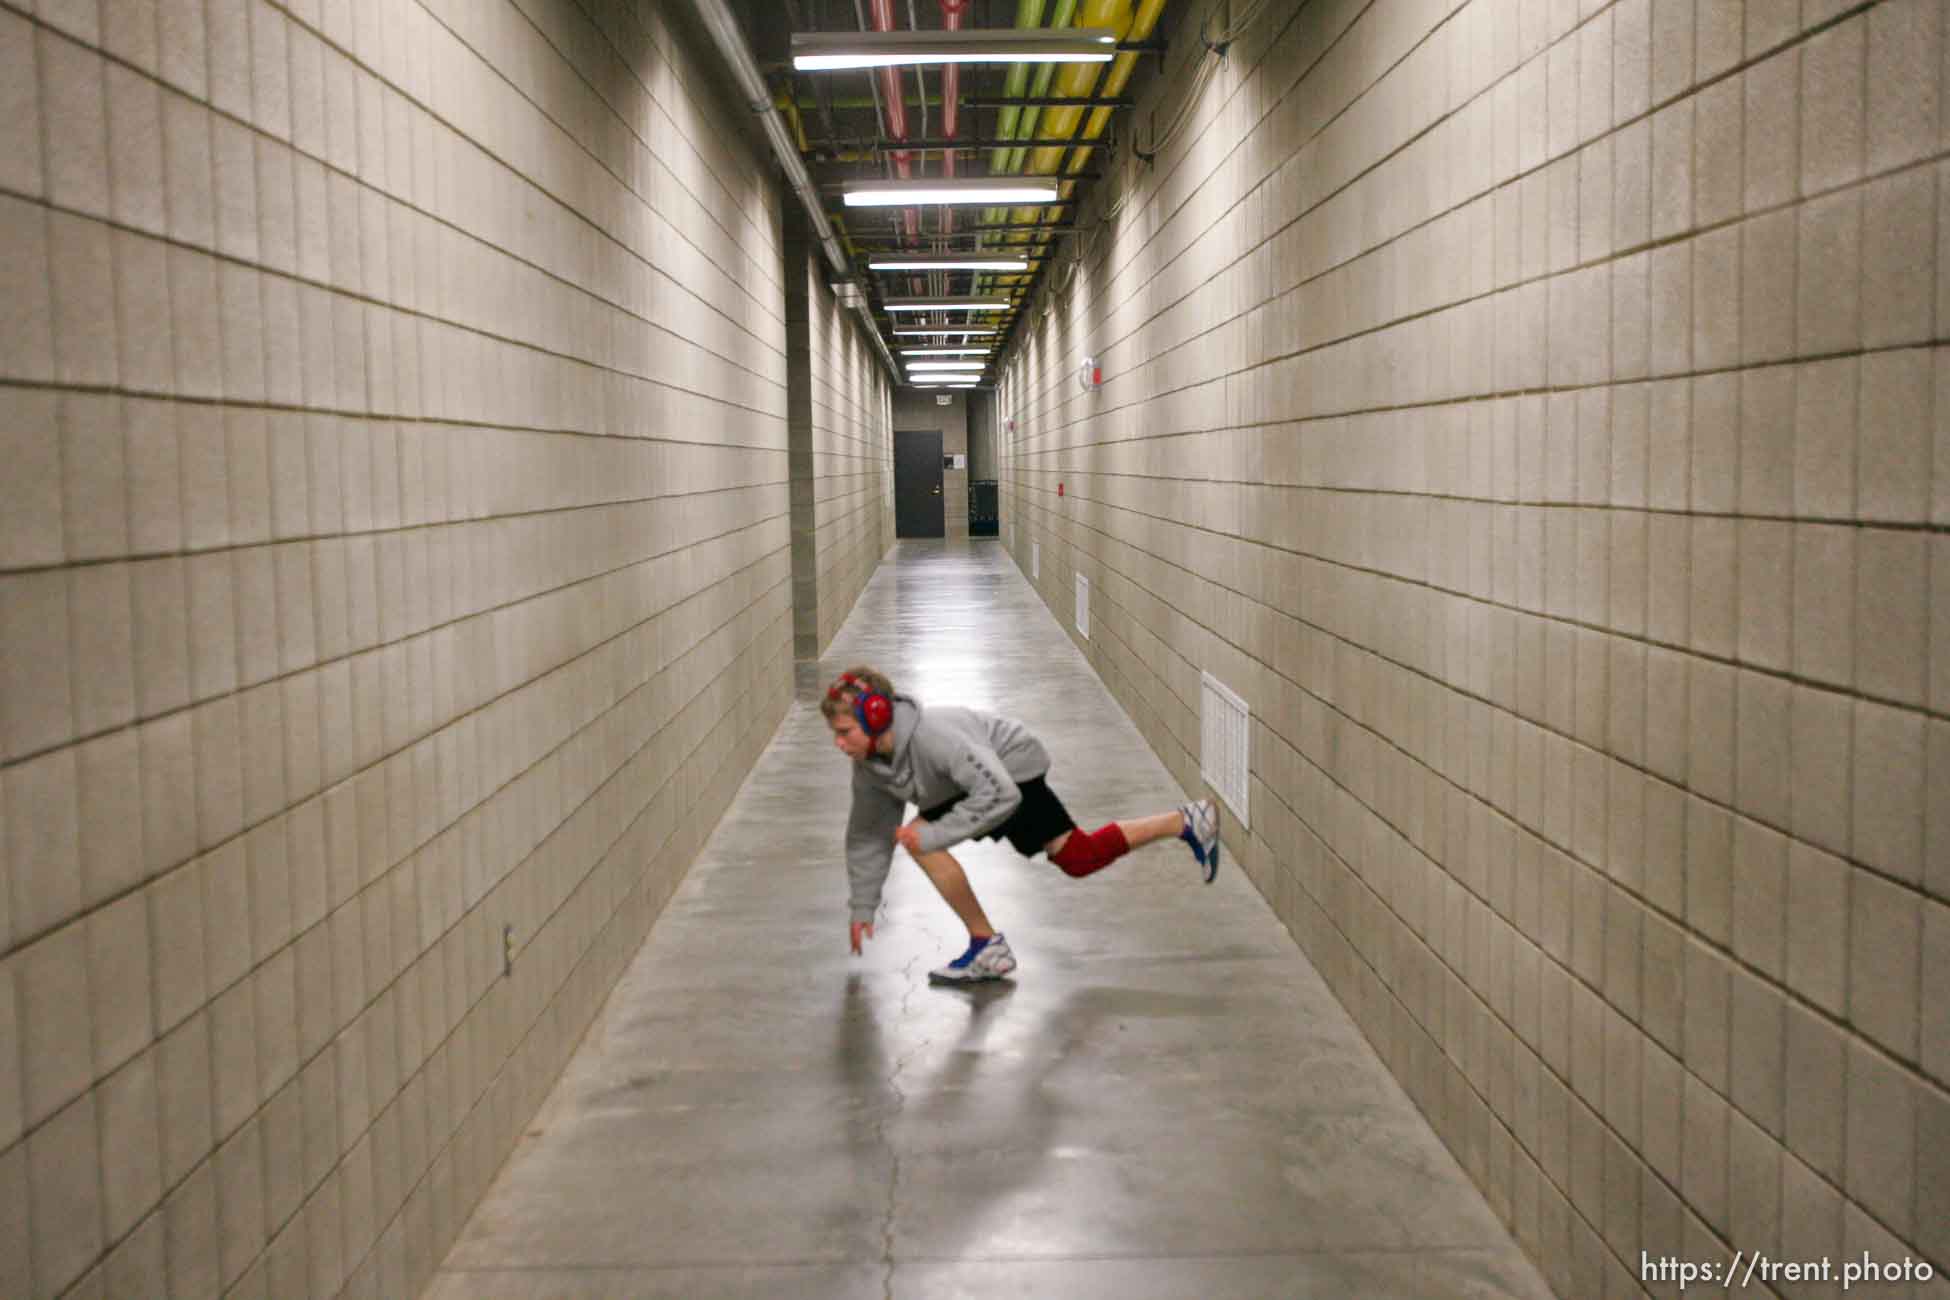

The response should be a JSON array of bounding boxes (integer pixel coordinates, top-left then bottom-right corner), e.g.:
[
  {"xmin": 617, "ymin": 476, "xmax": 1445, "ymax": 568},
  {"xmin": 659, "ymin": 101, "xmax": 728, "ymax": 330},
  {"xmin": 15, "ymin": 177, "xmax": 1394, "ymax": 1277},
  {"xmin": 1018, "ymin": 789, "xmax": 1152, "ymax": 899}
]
[
  {"xmin": 969, "ymin": 0, "xmax": 1120, "ymax": 301},
  {"xmin": 1020, "ymin": 0, "xmax": 1136, "ymax": 181},
  {"xmin": 995, "ymin": 0, "xmax": 1162, "ymax": 326},
  {"xmin": 867, "ymin": 0, "xmax": 928, "ymax": 305},
  {"xmin": 975, "ymin": 0, "xmax": 1048, "ymax": 304},
  {"xmin": 986, "ymin": 0, "xmax": 1048, "ymax": 184},
  {"xmin": 1068, "ymin": 0, "xmax": 1166, "ymax": 175},
  {"xmin": 938, "ymin": 0, "xmax": 969, "ymax": 291},
  {"xmin": 1035, "ymin": 0, "xmax": 1162, "ymax": 298},
  {"xmin": 688, "ymin": 0, "xmax": 903, "ymax": 380},
  {"xmin": 1001, "ymin": 1, "xmax": 1077, "ymax": 180}
]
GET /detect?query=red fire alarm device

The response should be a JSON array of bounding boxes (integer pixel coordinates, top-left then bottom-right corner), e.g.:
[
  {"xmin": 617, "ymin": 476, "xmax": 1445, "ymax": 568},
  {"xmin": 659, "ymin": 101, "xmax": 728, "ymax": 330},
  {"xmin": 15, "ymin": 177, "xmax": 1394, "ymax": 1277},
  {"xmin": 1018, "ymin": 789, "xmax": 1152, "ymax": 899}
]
[
  {"xmin": 1078, "ymin": 356, "xmax": 1103, "ymax": 393},
  {"xmin": 1058, "ymin": 483, "xmax": 1065, "ymax": 497}
]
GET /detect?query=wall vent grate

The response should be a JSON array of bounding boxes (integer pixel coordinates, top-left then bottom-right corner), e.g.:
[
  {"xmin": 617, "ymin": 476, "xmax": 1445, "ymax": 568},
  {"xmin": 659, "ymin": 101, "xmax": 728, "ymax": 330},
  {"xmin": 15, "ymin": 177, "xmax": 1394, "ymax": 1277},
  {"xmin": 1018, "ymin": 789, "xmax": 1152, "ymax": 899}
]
[{"xmin": 1200, "ymin": 672, "xmax": 1249, "ymax": 829}]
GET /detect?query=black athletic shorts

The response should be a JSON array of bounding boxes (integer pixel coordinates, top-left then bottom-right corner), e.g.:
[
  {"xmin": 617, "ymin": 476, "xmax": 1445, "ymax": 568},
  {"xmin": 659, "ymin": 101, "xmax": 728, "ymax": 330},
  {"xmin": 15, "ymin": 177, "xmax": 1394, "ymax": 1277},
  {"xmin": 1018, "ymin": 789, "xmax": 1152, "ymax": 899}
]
[{"xmin": 920, "ymin": 775, "xmax": 1077, "ymax": 857}]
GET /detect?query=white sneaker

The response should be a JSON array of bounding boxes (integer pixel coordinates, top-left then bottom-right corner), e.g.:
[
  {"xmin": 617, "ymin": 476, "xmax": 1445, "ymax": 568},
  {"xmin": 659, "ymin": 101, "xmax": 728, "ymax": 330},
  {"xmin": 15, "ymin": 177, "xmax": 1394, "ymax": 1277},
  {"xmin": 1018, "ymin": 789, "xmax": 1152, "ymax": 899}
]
[
  {"xmin": 1179, "ymin": 798, "xmax": 1220, "ymax": 882},
  {"xmin": 928, "ymin": 933, "xmax": 1017, "ymax": 984}
]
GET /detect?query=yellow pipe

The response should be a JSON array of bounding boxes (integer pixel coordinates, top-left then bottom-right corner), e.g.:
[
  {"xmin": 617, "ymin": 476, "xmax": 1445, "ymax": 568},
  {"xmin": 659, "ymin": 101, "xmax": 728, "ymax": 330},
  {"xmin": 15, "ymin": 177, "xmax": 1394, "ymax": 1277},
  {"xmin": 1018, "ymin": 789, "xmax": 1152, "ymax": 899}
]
[
  {"xmin": 1000, "ymin": 0, "xmax": 1163, "ymax": 274},
  {"xmin": 774, "ymin": 89, "xmax": 808, "ymax": 152},
  {"xmin": 995, "ymin": 0, "xmax": 1166, "ymax": 281},
  {"xmin": 1004, "ymin": 0, "xmax": 1127, "ymax": 240},
  {"xmin": 990, "ymin": 0, "xmax": 1052, "ymax": 177},
  {"xmin": 1067, "ymin": 0, "xmax": 1167, "ymax": 172},
  {"xmin": 977, "ymin": 0, "xmax": 1068, "ymax": 302},
  {"xmin": 1019, "ymin": 0, "xmax": 1129, "ymax": 184}
]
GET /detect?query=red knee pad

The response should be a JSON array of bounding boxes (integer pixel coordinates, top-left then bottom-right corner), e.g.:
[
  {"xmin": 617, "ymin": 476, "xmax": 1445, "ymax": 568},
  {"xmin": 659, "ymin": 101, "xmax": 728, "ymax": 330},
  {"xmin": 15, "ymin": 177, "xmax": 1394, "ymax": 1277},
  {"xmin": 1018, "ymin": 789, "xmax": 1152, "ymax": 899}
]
[{"xmin": 1049, "ymin": 824, "xmax": 1131, "ymax": 878}]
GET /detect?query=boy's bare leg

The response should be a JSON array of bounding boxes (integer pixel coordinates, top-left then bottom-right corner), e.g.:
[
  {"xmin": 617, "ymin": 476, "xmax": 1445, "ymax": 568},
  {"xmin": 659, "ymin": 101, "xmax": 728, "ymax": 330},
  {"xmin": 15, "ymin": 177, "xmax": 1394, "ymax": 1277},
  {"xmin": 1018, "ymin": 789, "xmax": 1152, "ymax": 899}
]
[
  {"xmin": 1116, "ymin": 809, "xmax": 1190, "ymax": 850},
  {"xmin": 909, "ymin": 847, "xmax": 997, "ymax": 938}
]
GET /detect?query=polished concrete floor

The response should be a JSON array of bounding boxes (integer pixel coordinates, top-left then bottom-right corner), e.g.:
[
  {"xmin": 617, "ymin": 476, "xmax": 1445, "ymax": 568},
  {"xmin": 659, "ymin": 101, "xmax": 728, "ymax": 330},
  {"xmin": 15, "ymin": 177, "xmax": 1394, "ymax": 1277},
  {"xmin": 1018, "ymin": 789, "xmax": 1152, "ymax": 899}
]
[{"xmin": 427, "ymin": 541, "xmax": 1555, "ymax": 1300}]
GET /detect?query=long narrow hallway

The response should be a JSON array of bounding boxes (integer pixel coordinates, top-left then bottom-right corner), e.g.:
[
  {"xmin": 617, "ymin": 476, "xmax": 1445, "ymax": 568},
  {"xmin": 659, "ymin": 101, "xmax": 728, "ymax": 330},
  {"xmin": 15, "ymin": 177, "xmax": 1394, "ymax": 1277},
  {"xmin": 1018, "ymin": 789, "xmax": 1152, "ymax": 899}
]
[{"xmin": 427, "ymin": 542, "xmax": 1552, "ymax": 1299}]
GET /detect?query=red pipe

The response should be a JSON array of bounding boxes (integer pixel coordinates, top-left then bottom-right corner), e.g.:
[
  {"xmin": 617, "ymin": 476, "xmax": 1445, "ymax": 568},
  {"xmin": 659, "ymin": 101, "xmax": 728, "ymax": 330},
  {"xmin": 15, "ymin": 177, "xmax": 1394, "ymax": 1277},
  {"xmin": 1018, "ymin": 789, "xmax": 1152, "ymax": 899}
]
[
  {"xmin": 940, "ymin": 0, "xmax": 969, "ymax": 224},
  {"xmin": 868, "ymin": 0, "xmax": 920, "ymax": 251}
]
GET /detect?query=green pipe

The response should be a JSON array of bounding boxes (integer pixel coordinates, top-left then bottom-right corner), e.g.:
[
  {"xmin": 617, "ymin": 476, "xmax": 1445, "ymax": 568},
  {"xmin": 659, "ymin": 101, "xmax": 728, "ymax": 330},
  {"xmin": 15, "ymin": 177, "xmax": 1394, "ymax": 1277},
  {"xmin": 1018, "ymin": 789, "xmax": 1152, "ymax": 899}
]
[
  {"xmin": 981, "ymin": 0, "xmax": 1073, "ymax": 293},
  {"xmin": 977, "ymin": 0, "xmax": 1050, "ymax": 284},
  {"xmin": 1005, "ymin": 1, "xmax": 1076, "ymax": 175},
  {"xmin": 1006, "ymin": 64, "xmax": 1059, "ymax": 174},
  {"xmin": 987, "ymin": 0, "xmax": 1048, "ymax": 179},
  {"xmin": 979, "ymin": 0, "xmax": 1074, "ymax": 299}
]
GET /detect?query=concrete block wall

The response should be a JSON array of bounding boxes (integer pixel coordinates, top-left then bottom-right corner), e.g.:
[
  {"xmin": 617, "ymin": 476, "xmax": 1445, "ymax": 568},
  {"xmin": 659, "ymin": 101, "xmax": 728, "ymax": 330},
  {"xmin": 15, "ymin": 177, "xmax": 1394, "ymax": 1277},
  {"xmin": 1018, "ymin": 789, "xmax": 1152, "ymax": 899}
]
[
  {"xmin": 968, "ymin": 390, "xmax": 997, "ymax": 482},
  {"xmin": 0, "ymin": 0, "xmax": 796, "ymax": 1296},
  {"xmin": 998, "ymin": 0, "xmax": 1949, "ymax": 1296},
  {"xmin": 787, "ymin": 248, "xmax": 893, "ymax": 662}
]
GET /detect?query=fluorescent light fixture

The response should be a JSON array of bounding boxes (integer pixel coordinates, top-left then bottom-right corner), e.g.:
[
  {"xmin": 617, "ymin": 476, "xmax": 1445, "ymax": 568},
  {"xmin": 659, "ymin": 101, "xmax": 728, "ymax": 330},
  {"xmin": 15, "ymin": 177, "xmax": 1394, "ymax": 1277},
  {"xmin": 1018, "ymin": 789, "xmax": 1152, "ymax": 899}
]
[
  {"xmin": 844, "ymin": 179, "xmax": 1059, "ymax": 208},
  {"xmin": 900, "ymin": 348, "xmax": 991, "ymax": 356},
  {"xmin": 794, "ymin": 28, "xmax": 1118, "ymax": 72},
  {"xmin": 892, "ymin": 327, "xmax": 998, "ymax": 336},
  {"xmin": 868, "ymin": 257, "xmax": 1030, "ymax": 272},
  {"xmin": 883, "ymin": 296, "xmax": 1011, "ymax": 312},
  {"xmin": 907, "ymin": 359, "xmax": 986, "ymax": 369}
]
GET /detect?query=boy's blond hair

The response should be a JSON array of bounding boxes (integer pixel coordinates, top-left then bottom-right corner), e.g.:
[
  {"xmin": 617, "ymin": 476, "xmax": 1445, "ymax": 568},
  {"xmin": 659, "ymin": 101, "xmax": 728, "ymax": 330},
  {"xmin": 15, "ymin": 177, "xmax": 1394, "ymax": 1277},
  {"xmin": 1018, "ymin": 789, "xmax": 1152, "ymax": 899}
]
[{"xmin": 820, "ymin": 666, "xmax": 896, "ymax": 722}]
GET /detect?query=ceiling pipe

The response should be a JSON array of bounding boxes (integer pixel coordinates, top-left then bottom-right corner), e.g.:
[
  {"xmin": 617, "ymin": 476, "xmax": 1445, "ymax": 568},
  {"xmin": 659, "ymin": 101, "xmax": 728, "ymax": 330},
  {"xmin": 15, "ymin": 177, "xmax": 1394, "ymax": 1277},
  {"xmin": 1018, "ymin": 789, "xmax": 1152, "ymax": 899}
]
[
  {"xmin": 926, "ymin": 4, "xmax": 957, "ymax": 302},
  {"xmin": 868, "ymin": 0, "xmax": 924, "ymax": 294},
  {"xmin": 988, "ymin": 0, "xmax": 1120, "ymax": 283},
  {"xmin": 986, "ymin": 0, "xmax": 1049, "ymax": 183},
  {"xmin": 976, "ymin": 0, "xmax": 1068, "ymax": 302},
  {"xmin": 1005, "ymin": 0, "xmax": 1080, "ymax": 177},
  {"xmin": 933, "ymin": 0, "xmax": 966, "ymax": 299},
  {"xmin": 781, "ymin": 0, "xmax": 841, "ymax": 145},
  {"xmin": 687, "ymin": 0, "xmax": 902, "ymax": 381},
  {"xmin": 1067, "ymin": 0, "xmax": 1164, "ymax": 171},
  {"xmin": 1018, "ymin": 0, "xmax": 1124, "ymax": 199}
]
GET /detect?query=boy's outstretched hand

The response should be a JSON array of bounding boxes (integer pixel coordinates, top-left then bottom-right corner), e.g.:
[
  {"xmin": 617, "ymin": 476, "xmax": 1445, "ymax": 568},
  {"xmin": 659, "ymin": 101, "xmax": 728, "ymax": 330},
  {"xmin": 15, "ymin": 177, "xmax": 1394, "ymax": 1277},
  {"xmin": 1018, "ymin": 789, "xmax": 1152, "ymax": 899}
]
[
  {"xmin": 850, "ymin": 920, "xmax": 874, "ymax": 954},
  {"xmin": 894, "ymin": 820, "xmax": 923, "ymax": 854}
]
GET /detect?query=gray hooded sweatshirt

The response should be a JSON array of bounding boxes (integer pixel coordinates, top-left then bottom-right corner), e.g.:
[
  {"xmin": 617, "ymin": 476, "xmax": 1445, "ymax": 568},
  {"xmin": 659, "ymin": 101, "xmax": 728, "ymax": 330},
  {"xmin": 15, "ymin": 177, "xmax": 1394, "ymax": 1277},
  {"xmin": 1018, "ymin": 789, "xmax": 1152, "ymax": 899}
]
[{"xmin": 846, "ymin": 695, "xmax": 1051, "ymax": 923}]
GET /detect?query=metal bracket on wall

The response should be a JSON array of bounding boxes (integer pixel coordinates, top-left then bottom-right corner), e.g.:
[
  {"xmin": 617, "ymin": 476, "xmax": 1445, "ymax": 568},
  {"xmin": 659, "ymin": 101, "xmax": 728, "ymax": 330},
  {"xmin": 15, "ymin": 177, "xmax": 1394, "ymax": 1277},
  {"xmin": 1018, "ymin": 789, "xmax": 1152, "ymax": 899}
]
[
  {"xmin": 1134, "ymin": 112, "xmax": 1158, "ymax": 167},
  {"xmin": 1119, "ymin": 36, "xmax": 1168, "ymax": 73}
]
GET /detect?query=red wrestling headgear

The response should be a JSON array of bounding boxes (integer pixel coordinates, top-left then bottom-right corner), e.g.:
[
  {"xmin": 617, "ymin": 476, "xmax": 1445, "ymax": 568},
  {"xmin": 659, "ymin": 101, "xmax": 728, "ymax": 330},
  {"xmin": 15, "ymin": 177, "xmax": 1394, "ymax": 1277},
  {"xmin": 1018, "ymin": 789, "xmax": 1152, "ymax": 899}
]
[{"xmin": 829, "ymin": 672, "xmax": 893, "ymax": 736}]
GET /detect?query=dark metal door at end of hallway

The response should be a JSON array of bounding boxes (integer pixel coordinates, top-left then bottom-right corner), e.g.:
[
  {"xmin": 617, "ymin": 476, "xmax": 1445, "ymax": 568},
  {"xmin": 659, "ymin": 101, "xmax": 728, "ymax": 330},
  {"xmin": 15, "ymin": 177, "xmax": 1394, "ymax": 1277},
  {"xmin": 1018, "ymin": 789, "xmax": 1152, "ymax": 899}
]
[{"xmin": 895, "ymin": 430, "xmax": 945, "ymax": 538}]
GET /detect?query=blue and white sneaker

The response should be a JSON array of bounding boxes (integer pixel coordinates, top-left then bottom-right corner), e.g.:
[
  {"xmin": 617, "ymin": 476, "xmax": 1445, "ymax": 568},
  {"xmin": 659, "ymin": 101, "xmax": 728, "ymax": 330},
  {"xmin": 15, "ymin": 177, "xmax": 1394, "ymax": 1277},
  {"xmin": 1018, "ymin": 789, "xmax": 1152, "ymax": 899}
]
[
  {"xmin": 1179, "ymin": 798, "xmax": 1220, "ymax": 882},
  {"xmin": 928, "ymin": 933, "xmax": 1017, "ymax": 984}
]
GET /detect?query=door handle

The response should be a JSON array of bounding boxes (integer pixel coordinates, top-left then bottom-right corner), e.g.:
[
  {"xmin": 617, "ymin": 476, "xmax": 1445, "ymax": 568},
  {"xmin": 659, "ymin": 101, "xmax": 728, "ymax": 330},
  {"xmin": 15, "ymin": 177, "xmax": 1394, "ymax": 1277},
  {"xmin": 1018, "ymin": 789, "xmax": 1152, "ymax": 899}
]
[{"xmin": 932, "ymin": 485, "xmax": 941, "ymax": 494}]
